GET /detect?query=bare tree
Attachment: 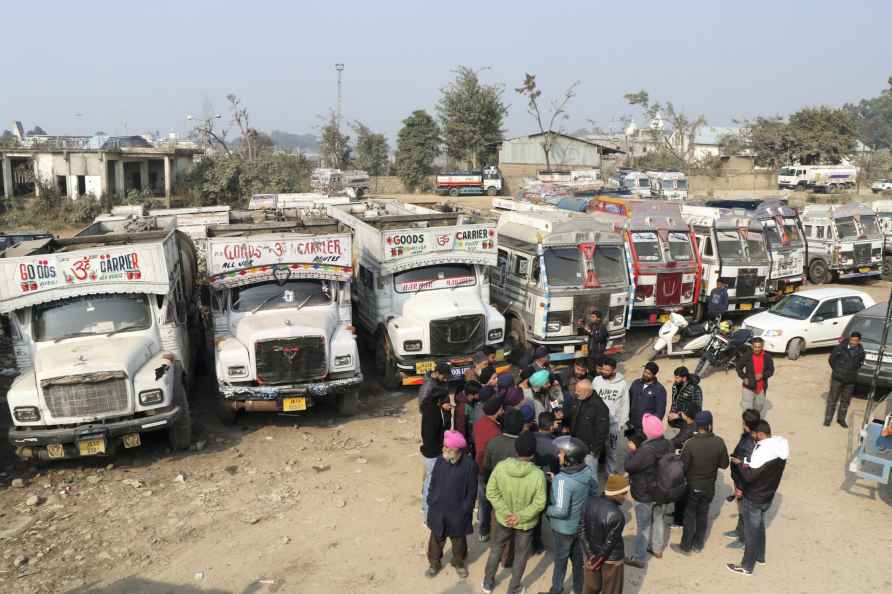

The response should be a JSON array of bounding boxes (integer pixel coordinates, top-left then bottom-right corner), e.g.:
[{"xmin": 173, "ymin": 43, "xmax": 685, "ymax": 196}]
[
  {"xmin": 227, "ymin": 94, "xmax": 260, "ymax": 161},
  {"xmin": 516, "ymin": 74, "xmax": 580, "ymax": 172},
  {"xmin": 624, "ymin": 90, "xmax": 707, "ymax": 166},
  {"xmin": 191, "ymin": 116, "xmax": 231, "ymax": 157}
]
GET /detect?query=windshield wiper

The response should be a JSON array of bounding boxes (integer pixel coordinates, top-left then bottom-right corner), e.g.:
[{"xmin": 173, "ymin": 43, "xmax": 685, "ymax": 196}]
[
  {"xmin": 53, "ymin": 332, "xmax": 96, "ymax": 344},
  {"xmin": 106, "ymin": 323, "xmax": 145, "ymax": 337},
  {"xmin": 250, "ymin": 291, "xmax": 285, "ymax": 315},
  {"xmin": 294, "ymin": 294, "xmax": 313, "ymax": 312}
]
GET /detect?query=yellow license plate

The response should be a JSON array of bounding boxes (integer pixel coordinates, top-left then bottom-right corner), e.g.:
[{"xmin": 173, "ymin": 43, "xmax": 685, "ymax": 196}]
[
  {"xmin": 859, "ymin": 266, "xmax": 870, "ymax": 273},
  {"xmin": 122, "ymin": 433, "xmax": 141, "ymax": 449},
  {"xmin": 78, "ymin": 437, "xmax": 106, "ymax": 456},
  {"xmin": 46, "ymin": 443, "xmax": 65, "ymax": 459},
  {"xmin": 784, "ymin": 286, "xmax": 795, "ymax": 293},
  {"xmin": 415, "ymin": 360, "xmax": 436, "ymax": 374},
  {"xmin": 283, "ymin": 397, "xmax": 307, "ymax": 412},
  {"xmin": 739, "ymin": 303, "xmax": 753, "ymax": 311},
  {"xmin": 659, "ymin": 314, "xmax": 670, "ymax": 322},
  {"xmin": 580, "ymin": 345, "xmax": 589, "ymax": 356}
]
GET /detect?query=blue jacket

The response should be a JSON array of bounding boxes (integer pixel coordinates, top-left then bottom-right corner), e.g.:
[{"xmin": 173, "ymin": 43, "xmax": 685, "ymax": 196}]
[
  {"xmin": 546, "ymin": 464, "xmax": 598, "ymax": 535},
  {"xmin": 628, "ymin": 378, "xmax": 667, "ymax": 431},
  {"xmin": 707, "ymin": 286, "xmax": 729, "ymax": 317}
]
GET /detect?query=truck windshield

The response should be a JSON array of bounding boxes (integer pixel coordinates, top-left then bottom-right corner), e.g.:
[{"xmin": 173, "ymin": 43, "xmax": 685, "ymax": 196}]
[
  {"xmin": 764, "ymin": 220, "xmax": 803, "ymax": 248},
  {"xmin": 769, "ymin": 294, "xmax": 818, "ymax": 320},
  {"xmin": 594, "ymin": 246, "xmax": 627, "ymax": 284},
  {"xmin": 231, "ymin": 280, "xmax": 332, "ymax": 312},
  {"xmin": 860, "ymin": 215, "xmax": 880, "ymax": 237},
  {"xmin": 716, "ymin": 230, "xmax": 745, "ymax": 259},
  {"xmin": 835, "ymin": 216, "xmax": 858, "ymax": 239},
  {"xmin": 544, "ymin": 247, "xmax": 583, "ymax": 286},
  {"xmin": 34, "ymin": 294, "xmax": 151, "ymax": 342},
  {"xmin": 676, "ymin": 179, "xmax": 688, "ymax": 190},
  {"xmin": 393, "ymin": 264, "xmax": 476, "ymax": 293},
  {"xmin": 667, "ymin": 232, "xmax": 693, "ymax": 261},
  {"xmin": 631, "ymin": 232, "xmax": 662, "ymax": 262},
  {"xmin": 779, "ymin": 167, "xmax": 796, "ymax": 176},
  {"xmin": 746, "ymin": 231, "xmax": 767, "ymax": 259}
]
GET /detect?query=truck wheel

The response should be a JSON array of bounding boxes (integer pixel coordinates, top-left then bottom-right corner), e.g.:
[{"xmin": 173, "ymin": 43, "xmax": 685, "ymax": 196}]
[
  {"xmin": 336, "ymin": 389, "xmax": 360, "ymax": 416},
  {"xmin": 448, "ymin": 188, "xmax": 460, "ymax": 198},
  {"xmin": 507, "ymin": 317, "xmax": 528, "ymax": 366},
  {"xmin": 882, "ymin": 256, "xmax": 892, "ymax": 280},
  {"xmin": 808, "ymin": 260, "xmax": 829, "ymax": 285},
  {"xmin": 215, "ymin": 397, "xmax": 238, "ymax": 426},
  {"xmin": 486, "ymin": 187, "xmax": 498, "ymax": 197},
  {"xmin": 376, "ymin": 335, "xmax": 401, "ymax": 390},
  {"xmin": 785, "ymin": 338, "xmax": 804, "ymax": 361},
  {"xmin": 168, "ymin": 376, "xmax": 192, "ymax": 451}
]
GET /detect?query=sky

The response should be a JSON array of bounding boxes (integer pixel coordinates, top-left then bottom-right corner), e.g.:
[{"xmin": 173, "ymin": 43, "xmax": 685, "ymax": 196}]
[{"xmin": 2, "ymin": 0, "xmax": 890, "ymax": 144}]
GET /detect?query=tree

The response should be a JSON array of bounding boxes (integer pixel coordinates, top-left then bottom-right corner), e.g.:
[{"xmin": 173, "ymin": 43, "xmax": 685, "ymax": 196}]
[
  {"xmin": 352, "ymin": 121, "xmax": 390, "ymax": 175},
  {"xmin": 742, "ymin": 107, "xmax": 857, "ymax": 166},
  {"xmin": 0, "ymin": 130, "xmax": 17, "ymax": 148},
  {"xmin": 184, "ymin": 152, "xmax": 312, "ymax": 206},
  {"xmin": 319, "ymin": 111, "xmax": 351, "ymax": 169},
  {"xmin": 437, "ymin": 66, "xmax": 507, "ymax": 168},
  {"xmin": 846, "ymin": 76, "xmax": 892, "ymax": 151},
  {"xmin": 515, "ymin": 74, "xmax": 580, "ymax": 172},
  {"xmin": 394, "ymin": 110, "xmax": 440, "ymax": 192},
  {"xmin": 624, "ymin": 89, "xmax": 707, "ymax": 166},
  {"xmin": 227, "ymin": 94, "xmax": 265, "ymax": 161},
  {"xmin": 27, "ymin": 125, "xmax": 47, "ymax": 136}
]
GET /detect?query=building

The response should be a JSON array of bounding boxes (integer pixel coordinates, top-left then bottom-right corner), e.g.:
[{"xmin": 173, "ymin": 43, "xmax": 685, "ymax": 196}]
[{"xmin": 1, "ymin": 134, "xmax": 202, "ymax": 201}]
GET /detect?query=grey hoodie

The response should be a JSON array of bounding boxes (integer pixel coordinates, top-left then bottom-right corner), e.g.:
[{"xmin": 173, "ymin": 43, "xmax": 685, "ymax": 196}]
[{"xmin": 592, "ymin": 372, "xmax": 630, "ymax": 426}]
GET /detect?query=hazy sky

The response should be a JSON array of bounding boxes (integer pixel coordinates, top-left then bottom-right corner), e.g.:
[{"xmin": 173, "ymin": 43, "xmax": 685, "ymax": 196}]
[{"xmin": 2, "ymin": 0, "xmax": 890, "ymax": 143}]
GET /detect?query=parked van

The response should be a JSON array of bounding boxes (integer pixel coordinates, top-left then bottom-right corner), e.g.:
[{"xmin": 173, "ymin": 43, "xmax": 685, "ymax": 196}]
[
  {"xmin": 801, "ymin": 203, "xmax": 883, "ymax": 284},
  {"xmin": 842, "ymin": 302, "xmax": 892, "ymax": 389}
]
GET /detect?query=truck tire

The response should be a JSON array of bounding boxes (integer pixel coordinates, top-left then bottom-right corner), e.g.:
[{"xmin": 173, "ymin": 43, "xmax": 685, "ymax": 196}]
[
  {"xmin": 507, "ymin": 317, "xmax": 529, "ymax": 366},
  {"xmin": 376, "ymin": 334, "xmax": 402, "ymax": 390},
  {"xmin": 808, "ymin": 260, "xmax": 829, "ymax": 285},
  {"xmin": 448, "ymin": 188, "xmax": 460, "ymax": 198},
  {"xmin": 336, "ymin": 389, "xmax": 360, "ymax": 416},
  {"xmin": 486, "ymin": 186, "xmax": 498, "ymax": 197},
  {"xmin": 168, "ymin": 376, "xmax": 192, "ymax": 451},
  {"xmin": 785, "ymin": 337, "xmax": 804, "ymax": 361},
  {"xmin": 882, "ymin": 256, "xmax": 892, "ymax": 280}
]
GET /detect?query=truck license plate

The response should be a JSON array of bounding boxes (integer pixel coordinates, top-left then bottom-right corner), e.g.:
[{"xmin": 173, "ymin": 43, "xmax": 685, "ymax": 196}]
[
  {"xmin": 78, "ymin": 437, "xmax": 106, "ymax": 456},
  {"xmin": 859, "ymin": 266, "xmax": 870, "ymax": 273},
  {"xmin": 415, "ymin": 361, "xmax": 436, "ymax": 374},
  {"xmin": 739, "ymin": 303, "xmax": 753, "ymax": 311},
  {"xmin": 47, "ymin": 443, "xmax": 65, "ymax": 459},
  {"xmin": 784, "ymin": 286, "xmax": 795, "ymax": 294},
  {"xmin": 123, "ymin": 433, "xmax": 141, "ymax": 449},
  {"xmin": 282, "ymin": 397, "xmax": 307, "ymax": 412}
]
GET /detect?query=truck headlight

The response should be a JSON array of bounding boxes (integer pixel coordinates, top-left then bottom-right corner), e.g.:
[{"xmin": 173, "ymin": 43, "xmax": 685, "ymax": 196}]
[
  {"xmin": 334, "ymin": 354, "xmax": 353, "ymax": 367},
  {"xmin": 227, "ymin": 366, "xmax": 248, "ymax": 378},
  {"xmin": 546, "ymin": 321, "xmax": 561, "ymax": 332},
  {"xmin": 138, "ymin": 389, "xmax": 164, "ymax": 406},
  {"xmin": 13, "ymin": 406, "xmax": 40, "ymax": 422},
  {"xmin": 487, "ymin": 328, "xmax": 503, "ymax": 341},
  {"xmin": 403, "ymin": 340, "xmax": 422, "ymax": 352}
]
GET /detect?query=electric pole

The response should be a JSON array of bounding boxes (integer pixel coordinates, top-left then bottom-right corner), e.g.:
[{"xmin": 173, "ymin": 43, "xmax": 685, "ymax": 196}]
[{"xmin": 335, "ymin": 63, "xmax": 344, "ymax": 137}]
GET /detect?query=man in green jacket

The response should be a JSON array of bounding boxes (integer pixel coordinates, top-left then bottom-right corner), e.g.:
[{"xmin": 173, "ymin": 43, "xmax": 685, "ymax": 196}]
[{"xmin": 482, "ymin": 432, "xmax": 547, "ymax": 594}]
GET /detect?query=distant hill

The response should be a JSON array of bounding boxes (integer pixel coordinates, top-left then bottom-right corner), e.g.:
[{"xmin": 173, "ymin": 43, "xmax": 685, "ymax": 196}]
[{"xmin": 269, "ymin": 130, "xmax": 320, "ymax": 153}]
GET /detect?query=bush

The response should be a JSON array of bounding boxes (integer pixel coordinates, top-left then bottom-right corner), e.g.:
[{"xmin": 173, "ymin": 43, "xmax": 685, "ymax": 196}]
[{"xmin": 183, "ymin": 153, "xmax": 312, "ymax": 207}]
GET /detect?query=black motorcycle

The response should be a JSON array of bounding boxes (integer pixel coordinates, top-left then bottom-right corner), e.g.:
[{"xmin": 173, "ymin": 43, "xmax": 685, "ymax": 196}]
[{"xmin": 694, "ymin": 327, "xmax": 754, "ymax": 378}]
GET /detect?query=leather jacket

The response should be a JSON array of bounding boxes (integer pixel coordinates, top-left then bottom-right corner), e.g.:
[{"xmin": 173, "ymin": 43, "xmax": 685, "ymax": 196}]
[{"xmin": 578, "ymin": 496, "xmax": 625, "ymax": 562}]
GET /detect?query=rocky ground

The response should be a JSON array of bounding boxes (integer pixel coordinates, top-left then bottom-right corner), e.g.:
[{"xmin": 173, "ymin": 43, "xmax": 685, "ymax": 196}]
[{"xmin": 1, "ymin": 281, "xmax": 891, "ymax": 594}]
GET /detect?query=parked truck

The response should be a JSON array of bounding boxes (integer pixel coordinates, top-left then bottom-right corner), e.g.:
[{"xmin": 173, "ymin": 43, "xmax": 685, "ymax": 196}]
[
  {"xmin": 777, "ymin": 165, "xmax": 857, "ymax": 192},
  {"xmin": 328, "ymin": 199, "xmax": 506, "ymax": 388},
  {"xmin": 647, "ymin": 171, "xmax": 688, "ymax": 201},
  {"xmin": 311, "ymin": 168, "xmax": 370, "ymax": 198},
  {"xmin": 870, "ymin": 200, "xmax": 892, "ymax": 278},
  {"xmin": 0, "ymin": 217, "xmax": 199, "ymax": 461},
  {"xmin": 750, "ymin": 201, "xmax": 807, "ymax": 300},
  {"xmin": 801, "ymin": 203, "xmax": 883, "ymax": 284},
  {"xmin": 682, "ymin": 205, "xmax": 771, "ymax": 318},
  {"xmin": 489, "ymin": 199, "xmax": 632, "ymax": 364},
  {"xmin": 436, "ymin": 166, "xmax": 502, "ymax": 197}
]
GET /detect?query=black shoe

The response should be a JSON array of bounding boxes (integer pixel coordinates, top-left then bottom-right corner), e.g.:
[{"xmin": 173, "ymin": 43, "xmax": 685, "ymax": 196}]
[
  {"xmin": 693, "ymin": 546, "xmax": 704, "ymax": 553},
  {"xmin": 823, "ymin": 419, "xmax": 832, "ymax": 427},
  {"xmin": 837, "ymin": 419, "xmax": 848, "ymax": 428},
  {"xmin": 425, "ymin": 564, "xmax": 441, "ymax": 578},
  {"xmin": 455, "ymin": 565, "xmax": 469, "ymax": 579},
  {"xmin": 670, "ymin": 544, "xmax": 692, "ymax": 556},
  {"xmin": 727, "ymin": 563, "xmax": 752, "ymax": 576}
]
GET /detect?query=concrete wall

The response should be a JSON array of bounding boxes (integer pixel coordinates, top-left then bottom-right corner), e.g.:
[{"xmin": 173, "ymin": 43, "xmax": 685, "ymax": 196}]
[
  {"xmin": 368, "ymin": 176, "xmax": 436, "ymax": 194},
  {"xmin": 688, "ymin": 171, "xmax": 776, "ymax": 196},
  {"xmin": 499, "ymin": 136, "xmax": 602, "ymax": 168}
]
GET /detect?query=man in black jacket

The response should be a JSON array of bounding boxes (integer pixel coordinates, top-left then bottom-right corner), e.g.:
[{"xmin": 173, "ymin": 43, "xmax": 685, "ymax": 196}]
[
  {"xmin": 707, "ymin": 278, "xmax": 729, "ymax": 321},
  {"xmin": 578, "ymin": 474, "xmax": 629, "ymax": 594},
  {"xmin": 421, "ymin": 387, "xmax": 453, "ymax": 517},
  {"xmin": 669, "ymin": 402, "xmax": 700, "ymax": 528},
  {"xmin": 580, "ymin": 309, "xmax": 609, "ymax": 371},
  {"xmin": 724, "ymin": 409, "xmax": 761, "ymax": 548},
  {"xmin": 736, "ymin": 337, "xmax": 775, "ymax": 418},
  {"xmin": 569, "ymin": 378, "xmax": 610, "ymax": 490},
  {"xmin": 727, "ymin": 420, "xmax": 789, "ymax": 576},
  {"xmin": 624, "ymin": 413, "xmax": 672, "ymax": 567},
  {"xmin": 825, "ymin": 332, "xmax": 865, "ymax": 428},
  {"xmin": 667, "ymin": 367, "xmax": 702, "ymax": 429},
  {"xmin": 671, "ymin": 410, "xmax": 729, "ymax": 555},
  {"xmin": 628, "ymin": 362, "xmax": 667, "ymax": 433}
]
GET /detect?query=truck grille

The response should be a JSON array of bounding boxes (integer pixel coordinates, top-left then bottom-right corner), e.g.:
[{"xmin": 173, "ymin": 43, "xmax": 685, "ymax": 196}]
[
  {"xmin": 42, "ymin": 376, "xmax": 128, "ymax": 418},
  {"xmin": 737, "ymin": 268, "xmax": 758, "ymax": 298},
  {"xmin": 430, "ymin": 315, "xmax": 485, "ymax": 356},
  {"xmin": 255, "ymin": 337, "xmax": 327, "ymax": 384},
  {"xmin": 655, "ymin": 272, "xmax": 682, "ymax": 306},
  {"xmin": 854, "ymin": 243, "xmax": 871, "ymax": 265}
]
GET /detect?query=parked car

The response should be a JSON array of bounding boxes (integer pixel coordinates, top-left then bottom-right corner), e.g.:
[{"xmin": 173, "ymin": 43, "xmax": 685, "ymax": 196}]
[
  {"xmin": 842, "ymin": 302, "xmax": 892, "ymax": 390},
  {"xmin": 741, "ymin": 288, "xmax": 875, "ymax": 360},
  {"xmin": 872, "ymin": 179, "xmax": 892, "ymax": 194}
]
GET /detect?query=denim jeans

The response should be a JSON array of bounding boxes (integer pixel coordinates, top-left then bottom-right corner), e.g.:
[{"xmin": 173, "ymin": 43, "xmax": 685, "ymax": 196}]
[
  {"xmin": 477, "ymin": 480, "xmax": 493, "ymax": 537},
  {"xmin": 548, "ymin": 530, "xmax": 584, "ymax": 594},
  {"xmin": 633, "ymin": 501, "xmax": 667, "ymax": 560},
  {"xmin": 741, "ymin": 497, "xmax": 770, "ymax": 571},
  {"xmin": 584, "ymin": 454, "xmax": 601, "ymax": 494},
  {"xmin": 606, "ymin": 422, "xmax": 622, "ymax": 474},
  {"xmin": 421, "ymin": 456, "xmax": 438, "ymax": 518},
  {"xmin": 681, "ymin": 487, "xmax": 714, "ymax": 551}
]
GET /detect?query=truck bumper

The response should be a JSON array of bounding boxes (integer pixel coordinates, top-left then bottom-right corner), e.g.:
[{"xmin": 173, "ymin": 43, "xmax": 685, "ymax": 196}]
[
  {"xmin": 767, "ymin": 276, "xmax": 804, "ymax": 302},
  {"xmin": 397, "ymin": 348, "xmax": 511, "ymax": 386},
  {"xmin": 218, "ymin": 373, "xmax": 363, "ymax": 411},
  {"xmin": 528, "ymin": 335, "xmax": 625, "ymax": 364},
  {"xmin": 837, "ymin": 267, "xmax": 881, "ymax": 280},
  {"xmin": 10, "ymin": 405, "xmax": 183, "ymax": 460},
  {"xmin": 723, "ymin": 297, "xmax": 766, "ymax": 314},
  {"xmin": 630, "ymin": 304, "xmax": 696, "ymax": 327}
]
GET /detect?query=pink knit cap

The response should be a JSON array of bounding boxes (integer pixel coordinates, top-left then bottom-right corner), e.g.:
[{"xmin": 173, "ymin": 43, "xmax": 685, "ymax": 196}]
[
  {"xmin": 443, "ymin": 430, "xmax": 467, "ymax": 450},
  {"xmin": 642, "ymin": 414, "xmax": 664, "ymax": 439}
]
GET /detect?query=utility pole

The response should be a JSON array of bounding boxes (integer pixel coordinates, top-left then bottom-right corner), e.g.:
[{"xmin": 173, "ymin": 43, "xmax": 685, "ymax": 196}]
[{"xmin": 335, "ymin": 63, "xmax": 345, "ymax": 137}]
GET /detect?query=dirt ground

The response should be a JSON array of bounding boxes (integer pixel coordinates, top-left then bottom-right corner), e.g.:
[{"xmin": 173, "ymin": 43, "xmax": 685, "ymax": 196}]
[{"xmin": 0, "ymin": 279, "xmax": 890, "ymax": 594}]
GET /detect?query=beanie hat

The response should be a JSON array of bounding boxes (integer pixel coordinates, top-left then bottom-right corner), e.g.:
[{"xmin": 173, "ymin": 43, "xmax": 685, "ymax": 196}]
[
  {"xmin": 503, "ymin": 387, "xmax": 524, "ymax": 407},
  {"xmin": 497, "ymin": 373, "xmax": 515, "ymax": 389},
  {"xmin": 604, "ymin": 474, "xmax": 630, "ymax": 496},
  {"xmin": 642, "ymin": 413, "xmax": 663, "ymax": 439},
  {"xmin": 443, "ymin": 430, "xmax": 467, "ymax": 450},
  {"xmin": 529, "ymin": 369, "xmax": 551, "ymax": 389},
  {"xmin": 644, "ymin": 361, "xmax": 659, "ymax": 375},
  {"xmin": 435, "ymin": 362, "xmax": 452, "ymax": 377},
  {"xmin": 520, "ymin": 404, "xmax": 535, "ymax": 424},
  {"xmin": 533, "ymin": 346, "xmax": 549, "ymax": 360},
  {"xmin": 515, "ymin": 432, "xmax": 537, "ymax": 458},
  {"xmin": 482, "ymin": 396, "xmax": 503, "ymax": 417},
  {"xmin": 501, "ymin": 408, "xmax": 525, "ymax": 435},
  {"xmin": 695, "ymin": 410, "xmax": 713, "ymax": 428}
]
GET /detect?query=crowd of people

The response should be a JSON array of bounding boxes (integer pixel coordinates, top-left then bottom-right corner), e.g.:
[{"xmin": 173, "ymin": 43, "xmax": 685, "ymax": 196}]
[{"xmin": 417, "ymin": 319, "xmax": 794, "ymax": 594}]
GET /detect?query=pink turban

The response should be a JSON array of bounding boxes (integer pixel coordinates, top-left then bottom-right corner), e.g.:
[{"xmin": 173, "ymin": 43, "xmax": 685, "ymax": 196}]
[
  {"xmin": 642, "ymin": 414, "xmax": 664, "ymax": 440},
  {"xmin": 443, "ymin": 430, "xmax": 467, "ymax": 450}
]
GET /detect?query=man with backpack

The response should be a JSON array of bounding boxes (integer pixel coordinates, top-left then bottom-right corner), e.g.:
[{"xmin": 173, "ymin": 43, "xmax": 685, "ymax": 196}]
[
  {"xmin": 671, "ymin": 410, "xmax": 729, "ymax": 555},
  {"xmin": 624, "ymin": 413, "xmax": 674, "ymax": 567}
]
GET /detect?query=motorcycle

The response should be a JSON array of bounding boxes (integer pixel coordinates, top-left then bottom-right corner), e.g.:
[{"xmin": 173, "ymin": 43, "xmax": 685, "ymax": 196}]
[
  {"xmin": 694, "ymin": 326, "xmax": 754, "ymax": 377},
  {"xmin": 651, "ymin": 312, "xmax": 716, "ymax": 359}
]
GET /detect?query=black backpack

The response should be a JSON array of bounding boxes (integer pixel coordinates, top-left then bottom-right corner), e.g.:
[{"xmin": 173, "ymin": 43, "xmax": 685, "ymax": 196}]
[{"xmin": 653, "ymin": 451, "xmax": 687, "ymax": 503}]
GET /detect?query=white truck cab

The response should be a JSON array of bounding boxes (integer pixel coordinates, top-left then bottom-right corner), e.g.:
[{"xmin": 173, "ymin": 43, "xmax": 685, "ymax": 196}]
[
  {"xmin": 620, "ymin": 171, "xmax": 651, "ymax": 197},
  {"xmin": 0, "ymin": 218, "xmax": 199, "ymax": 461},
  {"xmin": 752, "ymin": 201, "xmax": 806, "ymax": 300},
  {"xmin": 778, "ymin": 165, "xmax": 857, "ymax": 192},
  {"xmin": 801, "ymin": 203, "xmax": 883, "ymax": 284},
  {"xmin": 647, "ymin": 171, "xmax": 688, "ymax": 201},
  {"xmin": 328, "ymin": 199, "xmax": 506, "ymax": 387}
]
